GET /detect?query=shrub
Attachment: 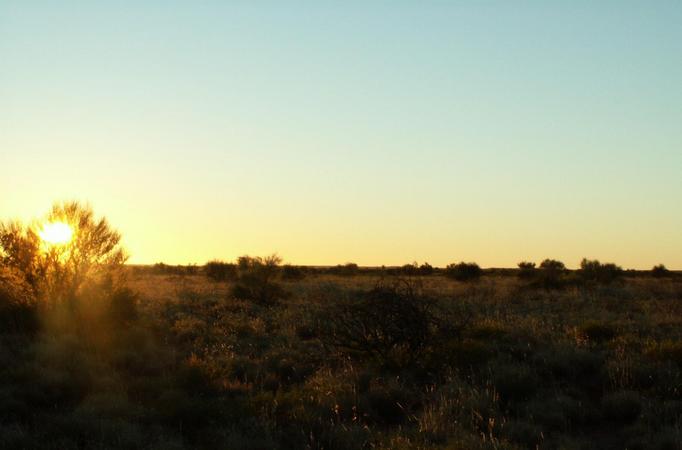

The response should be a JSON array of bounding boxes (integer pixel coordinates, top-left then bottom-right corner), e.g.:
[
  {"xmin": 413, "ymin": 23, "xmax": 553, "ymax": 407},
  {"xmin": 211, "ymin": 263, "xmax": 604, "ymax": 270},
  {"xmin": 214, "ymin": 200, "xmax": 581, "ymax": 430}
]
[
  {"xmin": 536, "ymin": 259, "xmax": 566, "ymax": 288},
  {"xmin": 333, "ymin": 262, "xmax": 359, "ymax": 276},
  {"xmin": 1, "ymin": 201, "xmax": 126, "ymax": 304},
  {"xmin": 579, "ymin": 259, "xmax": 623, "ymax": 284},
  {"xmin": 400, "ymin": 263, "xmax": 419, "ymax": 276},
  {"xmin": 204, "ymin": 260, "xmax": 237, "ymax": 281},
  {"xmin": 230, "ymin": 255, "xmax": 288, "ymax": 305},
  {"xmin": 419, "ymin": 262, "xmax": 434, "ymax": 275},
  {"xmin": 652, "ymin": 264, "xmax": 670, "ymax": 278},
  {"xmin": 517, "ymin": 261, "xmax": 536, "ymax": 279},
  {"xmin": 444, "ymin": 262, "xmax": 482, "ymax": 282},
  {"xmin": 539, "ymin": 259, "xmax": 565, "ymax": 271}
]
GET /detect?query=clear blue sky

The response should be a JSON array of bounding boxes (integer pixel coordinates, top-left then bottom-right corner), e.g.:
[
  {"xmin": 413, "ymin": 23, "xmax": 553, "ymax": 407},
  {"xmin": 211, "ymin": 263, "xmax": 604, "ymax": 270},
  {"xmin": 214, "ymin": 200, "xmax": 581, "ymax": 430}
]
[{"xmin": 2, "ymin": 1, "xmax": 681, "ymax": 268}]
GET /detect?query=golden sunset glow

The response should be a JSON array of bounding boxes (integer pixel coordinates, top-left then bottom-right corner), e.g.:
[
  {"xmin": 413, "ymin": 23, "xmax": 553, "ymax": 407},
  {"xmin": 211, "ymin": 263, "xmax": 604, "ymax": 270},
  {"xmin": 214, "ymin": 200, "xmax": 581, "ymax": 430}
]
[{"xmin": 38, "ymin": 222, "xmax": 73, "ymax": 245}]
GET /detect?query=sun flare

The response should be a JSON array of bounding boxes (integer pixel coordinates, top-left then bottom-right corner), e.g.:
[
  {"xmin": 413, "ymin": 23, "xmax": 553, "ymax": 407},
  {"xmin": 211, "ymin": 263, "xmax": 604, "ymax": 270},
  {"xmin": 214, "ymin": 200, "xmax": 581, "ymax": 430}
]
[{"xmin": 39, "ymin": 222, "xmax": 73, "ymax": 245}]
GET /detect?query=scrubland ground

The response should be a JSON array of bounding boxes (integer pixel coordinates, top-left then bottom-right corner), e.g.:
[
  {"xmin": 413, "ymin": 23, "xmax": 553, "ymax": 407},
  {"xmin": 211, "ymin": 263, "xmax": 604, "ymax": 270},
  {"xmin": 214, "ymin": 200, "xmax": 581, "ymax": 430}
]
[{"xmin": 2, "ymin": 269, "xmax": 682, "ymax": 450}]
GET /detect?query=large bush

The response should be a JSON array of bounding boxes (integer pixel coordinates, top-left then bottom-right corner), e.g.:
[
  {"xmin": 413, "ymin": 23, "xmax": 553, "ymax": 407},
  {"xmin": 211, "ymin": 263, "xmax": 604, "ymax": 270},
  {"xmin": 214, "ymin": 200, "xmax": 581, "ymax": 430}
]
[{"xmin": 0, "ymin": 201, "xmax": 127, "ymax": 305}]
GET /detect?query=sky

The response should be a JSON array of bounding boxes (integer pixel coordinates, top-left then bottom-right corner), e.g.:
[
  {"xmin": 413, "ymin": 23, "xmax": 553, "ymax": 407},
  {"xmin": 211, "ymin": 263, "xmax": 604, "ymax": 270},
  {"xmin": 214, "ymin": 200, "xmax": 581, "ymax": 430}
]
[{"xmin": 1, "ymin": 1, "xmax": 681, "ymax": 268}]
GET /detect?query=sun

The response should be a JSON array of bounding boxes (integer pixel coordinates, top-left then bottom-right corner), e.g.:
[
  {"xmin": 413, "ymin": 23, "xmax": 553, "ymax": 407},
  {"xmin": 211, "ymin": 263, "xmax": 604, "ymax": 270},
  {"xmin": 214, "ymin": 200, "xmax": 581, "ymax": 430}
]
[{"xmin": 39, "ymin": 221, "xmax": 73, "ymax": 245}]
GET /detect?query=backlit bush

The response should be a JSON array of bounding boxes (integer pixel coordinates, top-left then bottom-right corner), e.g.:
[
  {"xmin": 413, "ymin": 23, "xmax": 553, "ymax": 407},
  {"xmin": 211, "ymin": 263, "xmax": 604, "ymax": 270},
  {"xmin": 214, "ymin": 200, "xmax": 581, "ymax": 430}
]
[
  {"xmin": 517, "ymin": 261, "xmax": 536, "ymax": 279},
  {"xmin": 204, "ymin": 260, "xmax": 238, "ymax": 281},
  {"xmin": 652, "ymin": 264, "xmax": 670, "ymax": 278},
  {"xmin": 444, "ymin": 262, "xmax": 482, "ymax": 281},
  {"xmin": 579, "ymin": 258, "xmax": 624, "ymax": 284},
  {"xmin": 230, "ymin": 254, "xmax": 288, "ymax": 305}
]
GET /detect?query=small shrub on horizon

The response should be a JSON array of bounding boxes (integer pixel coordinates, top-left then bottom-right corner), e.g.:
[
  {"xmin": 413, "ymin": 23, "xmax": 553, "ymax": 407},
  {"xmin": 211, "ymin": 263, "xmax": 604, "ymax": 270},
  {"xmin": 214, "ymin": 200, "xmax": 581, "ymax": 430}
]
[
  {"xmin": 230, "ymin": 254, "xmax": 288, "ymax": 305},
  {"xmin": 579, "ymin": 258, "xmax": 623, "ymax": 284},
  {"xmin": 419, "ymin": 262, "xmax": 434, "ymax": 275},
  {"xmin": 204, "ymin": 260, "xmax": 238, "ymax": 281},
  {"xmin": 517, "ymin": 261, "xmax": 536, "ymax": 279},
  {"xmin": 444, "ymin": 262, "xmax": 482, "ymax": 282},
  {"xmin": 535, "ymin": 258, "xmax": 566, "ymax": 289},
  {"xmin": 400, "ymin": 262, "xmax": 419, "ymax": 276},
  {"xmin": 652, "ymin": 264, "xmax": 670, "ymax": 278},
  {"xmin": 333, "ymin": 262, "xmax": 359, "ymax": 276}
]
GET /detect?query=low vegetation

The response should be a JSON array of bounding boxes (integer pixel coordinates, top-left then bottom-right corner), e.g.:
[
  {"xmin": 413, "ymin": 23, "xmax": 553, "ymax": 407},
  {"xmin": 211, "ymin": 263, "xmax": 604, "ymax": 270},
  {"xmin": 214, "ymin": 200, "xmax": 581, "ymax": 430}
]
[{"xmin": 1, "ymin": 203, "xmax": 680, "ymax": 449}]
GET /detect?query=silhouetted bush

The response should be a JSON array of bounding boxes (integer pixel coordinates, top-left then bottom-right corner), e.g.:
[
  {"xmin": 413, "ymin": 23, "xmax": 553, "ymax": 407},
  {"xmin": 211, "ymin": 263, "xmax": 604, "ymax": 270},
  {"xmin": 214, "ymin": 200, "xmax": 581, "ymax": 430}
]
[
  {"xmin": 332, "ymin": 262, "xmax": 359, "ymax": 276},
  {"xmin": 579, "ymin": 258, "xmax": 623, "ymax": 284},
  {"xmin": 231, "ymin": 255, "xmax": 288, "ymax": 305},
  {"xmin": 517, "ymin": 261, "xmax": 536, "ymax": 279},
  {"xmin": 205, "ymin": 260, "xmax": 238, "ymax": 281},
  {"xmin": 652, "ymin": 264, "xmax": 670, "ymax": 278},
  {"xmin": 400, "ymin": 262, "xmax": 419, "ymax": 276},
  {"xmin": 536, "ymin": 258, "xmax": 566, "ymax": 288},
  {"xmin": 444, "ymin": 262, "xmax": 482, "ymax": 281},
  {"xmin": 419, "ymin": 262, "xmax": 434, "ymax": 275}
]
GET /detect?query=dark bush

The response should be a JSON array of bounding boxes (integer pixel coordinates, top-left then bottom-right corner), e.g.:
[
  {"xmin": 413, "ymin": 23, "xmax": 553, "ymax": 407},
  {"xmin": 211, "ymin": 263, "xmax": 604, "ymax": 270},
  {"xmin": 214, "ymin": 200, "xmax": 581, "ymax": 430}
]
[
  {"xmin": 539, "ymin": 259, "xmax": 565, "ymax": 271},
  {"xmin": 444, "ymin": 262, "xmax": 482, "ymax": 281},
  {"xmin": 419, "ymin": 262, "xmax": 434, "ymax": 275},
  {"xmin": 652, "ymin": 264, "xmax": 670, "ymax": 278},
  {"xmin": 400, "ymin": 263, "xmax": 419, "ymax": 276},
  {"xmin": 230, "ymin": 255, "xmax": 288, "ymax": 305},
  {"xmin": 517, "ymin": 261, "xmax": 536, "ymax": 279},
  {"xmin": 579, "ymin": 258, "xmax": 623, "ymax": 284},
  {"xmin": 536, "ymin": 259, "xmax": 566, "ymax": 289},
  {"xmin": 333, "ymin": 263, "xmax": 359, "ymax": 276},
  {"xmin": 205, "ymin": 260, "xmax": 238, "ymax": 281}
]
